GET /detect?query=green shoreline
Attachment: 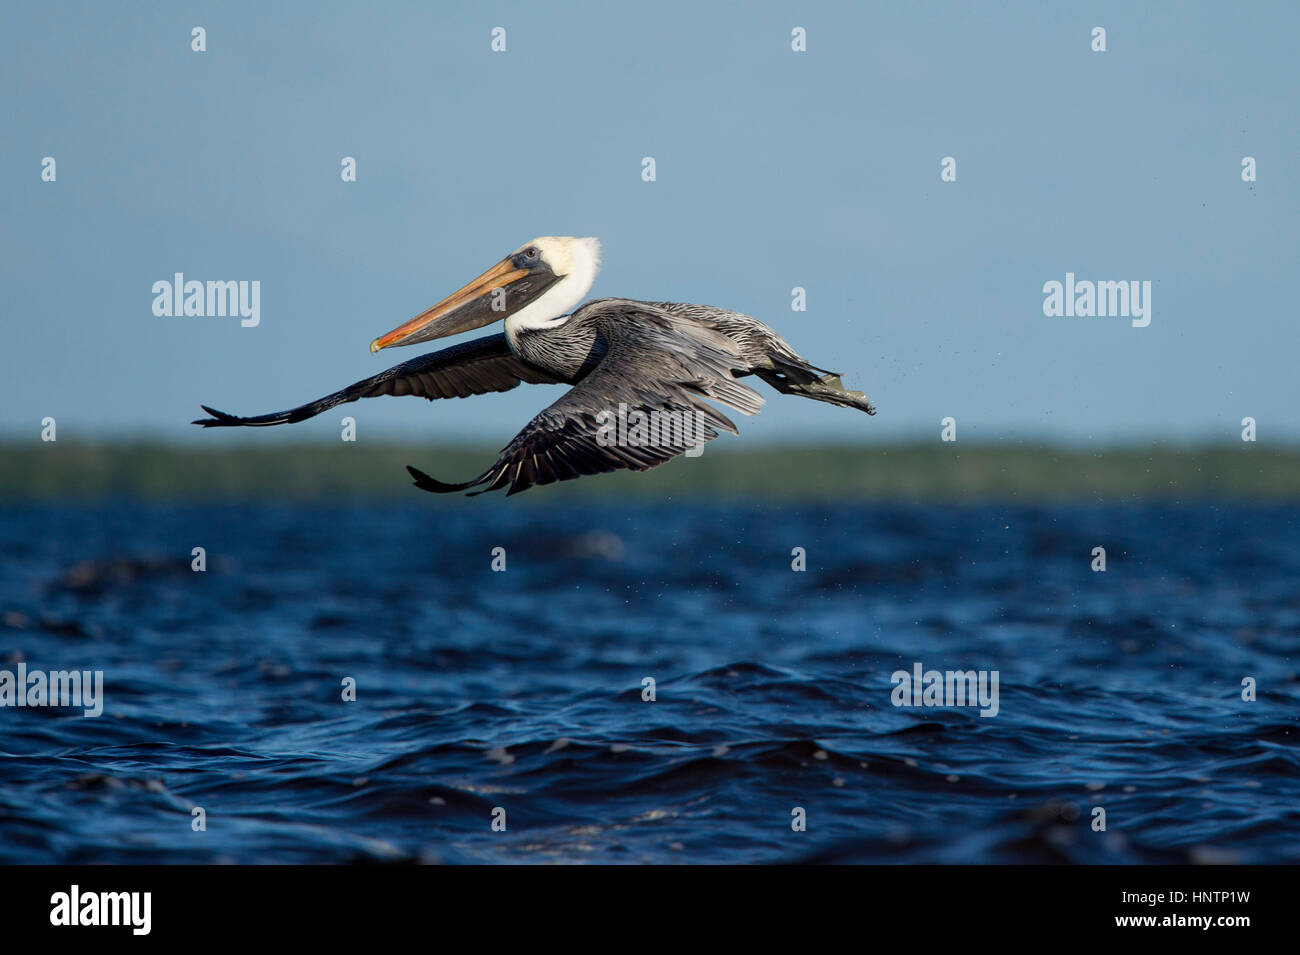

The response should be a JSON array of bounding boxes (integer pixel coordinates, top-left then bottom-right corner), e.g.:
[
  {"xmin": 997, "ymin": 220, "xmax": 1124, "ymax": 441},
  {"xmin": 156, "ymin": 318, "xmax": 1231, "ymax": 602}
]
[{"xmin": 1, "ymin": 441, "xmax": 1296, "ymax": 502}]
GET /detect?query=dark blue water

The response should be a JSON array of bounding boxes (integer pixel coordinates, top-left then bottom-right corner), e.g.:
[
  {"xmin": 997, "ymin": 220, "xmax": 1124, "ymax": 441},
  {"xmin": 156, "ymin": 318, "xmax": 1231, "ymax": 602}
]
[{"xmin": 0, "ymin": 501, "xmax": 1296, "ymax": 863}]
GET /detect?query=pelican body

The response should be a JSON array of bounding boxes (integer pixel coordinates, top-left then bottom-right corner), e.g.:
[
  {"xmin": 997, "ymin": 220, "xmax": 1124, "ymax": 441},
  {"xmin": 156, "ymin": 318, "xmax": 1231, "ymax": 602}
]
[{"xmin": 194, "ymin": 237, "xmax": 876, "ymax": 495}]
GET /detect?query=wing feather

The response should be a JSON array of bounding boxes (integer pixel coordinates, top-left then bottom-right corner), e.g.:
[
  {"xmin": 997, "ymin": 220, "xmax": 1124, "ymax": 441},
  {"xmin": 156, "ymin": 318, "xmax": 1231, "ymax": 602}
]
[
  {"xmin": 408, "ymin": 303, "xmax": 763, "ymax": 496},
  {"xmin": 193, "ymin": 333, "xmax": 559, "ymax": 427}
]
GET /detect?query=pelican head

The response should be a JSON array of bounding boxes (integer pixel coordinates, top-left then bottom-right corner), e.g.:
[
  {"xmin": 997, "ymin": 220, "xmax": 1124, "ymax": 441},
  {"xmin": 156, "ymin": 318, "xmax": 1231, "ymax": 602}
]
[{"xmin": 370, "ymin": 236, "xmax": 602, "ymax": 353}]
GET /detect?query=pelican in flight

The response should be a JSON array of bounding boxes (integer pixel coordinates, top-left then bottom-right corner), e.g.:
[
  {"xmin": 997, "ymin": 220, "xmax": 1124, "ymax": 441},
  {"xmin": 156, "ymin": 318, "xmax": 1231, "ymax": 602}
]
[{"xmin": 194, "ymin": 237, "xmax": 876, "ymax": 495}]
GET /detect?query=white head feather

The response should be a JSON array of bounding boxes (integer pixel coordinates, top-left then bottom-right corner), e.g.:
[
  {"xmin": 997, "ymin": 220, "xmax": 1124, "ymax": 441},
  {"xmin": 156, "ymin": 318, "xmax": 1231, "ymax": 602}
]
[{"xmin": 505, "ymin": 236, "xmax": 602, "ymax": 335}]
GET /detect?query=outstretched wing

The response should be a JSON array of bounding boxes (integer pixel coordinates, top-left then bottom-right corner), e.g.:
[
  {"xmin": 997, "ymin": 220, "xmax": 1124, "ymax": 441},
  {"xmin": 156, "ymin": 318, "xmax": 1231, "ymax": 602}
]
[
  {"xmin": 407, "ymin": 302, "xmax": 764, "ymax": 496},
  {"xmin": 193, "ymin": 333, "xmax": 561, "ymax": 427}
]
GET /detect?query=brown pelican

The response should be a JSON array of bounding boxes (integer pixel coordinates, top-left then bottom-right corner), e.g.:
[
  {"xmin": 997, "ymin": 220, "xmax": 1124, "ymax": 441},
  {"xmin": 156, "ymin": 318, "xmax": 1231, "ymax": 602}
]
[{"xmin": 194, "ymin": 237, "xmax": 876, "ymax": 495}]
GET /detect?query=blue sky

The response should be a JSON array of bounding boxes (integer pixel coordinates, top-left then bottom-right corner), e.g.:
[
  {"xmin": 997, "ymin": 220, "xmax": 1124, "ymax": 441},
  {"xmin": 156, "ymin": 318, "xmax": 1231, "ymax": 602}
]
[{"xmin": 3, "ymin": 1, "xmax": 1297, "ymax": 445}]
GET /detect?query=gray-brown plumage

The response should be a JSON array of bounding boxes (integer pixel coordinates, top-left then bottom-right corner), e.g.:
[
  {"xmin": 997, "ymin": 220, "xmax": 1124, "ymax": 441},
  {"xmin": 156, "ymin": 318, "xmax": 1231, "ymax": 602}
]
[
  {"xmin": 194, "ymin": 334, "xmax": 562, "ymax": 428},
  {"xmin": 194, "ymin": 236, "xmax": 876, "ymax": 496}
]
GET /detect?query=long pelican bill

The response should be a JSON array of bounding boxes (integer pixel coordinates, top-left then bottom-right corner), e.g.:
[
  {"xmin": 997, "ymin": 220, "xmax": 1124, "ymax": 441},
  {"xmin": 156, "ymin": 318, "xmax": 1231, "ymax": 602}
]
[{"xmin": 371, "ymin": 256, "xmax": 535, "ymax": 353}]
